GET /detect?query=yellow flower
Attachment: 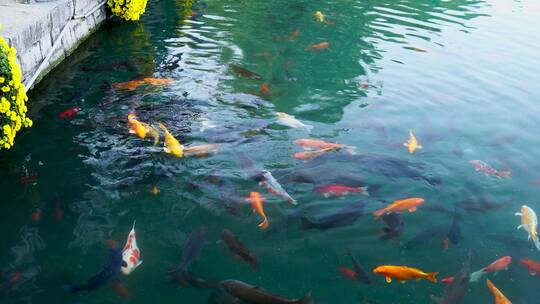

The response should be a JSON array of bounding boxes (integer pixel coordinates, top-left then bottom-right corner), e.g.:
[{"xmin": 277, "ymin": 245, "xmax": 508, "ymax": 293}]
[
  {"xmin": 1, "ymin": 86, "xmax": 9, "ymax": 92},
  {"xmin": 0, "ymin": 77, "xmax": 4, "ymax": 83}
]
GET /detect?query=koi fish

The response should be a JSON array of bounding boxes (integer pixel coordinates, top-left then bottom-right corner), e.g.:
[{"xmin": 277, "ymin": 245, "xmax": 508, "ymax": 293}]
[
  {"xmin": 313, "ymin": 11, "xmax": 331, "ymax": 25},
  {"xmin": 372, "ymin": 265, "xmax": 437, "ymax": 283},
  {"xmin": 520, "ymin": 258, "xmax": 540, "ymax": 275},
  {"xmin": 19, "ymin": 172, "xmax": 38, "ymax": 185},
  {"xmin": 176, "ymin": 227, "xmax": 208, "ymax": 272},
  {"xmin": 469, "ymin": 160, "xmax": 511, "ymax": 178},
  {"xmin": 260, "ymin": 83, "xmax": 270, "ymax": 94},
  {"xmin": 151, "ymin": 185, "xmax": 160, "ymax": 195},
  {"xmin": 470, "ymin": 256, "xmax": 511, "ymax": 282},
  {"xmin": 380, "ymin": 212, "xmax": 404, "ymax": 240},
  {"xmin": 159, "ymin": 123, "xmax": 184, "ymax": 157},
  {"xmin": 248, "ymin": 192, "xmax": 268, "ymax": 229},
  {"xmin": 64, "ymin": 246, "xmax": 124, "ymax": 292},
  {"xmin": 287, "ymin": 29, "xmax": 300, "ymax": 41},
  {"xmin": 183, "ymin": 144, "xmax": 219, "ymax": 157},
  {"xmin": 313, "ymin": 184, "xmax": 369, "ymax": 198},
  {"xmin": 347, "ymin": 249, "xmax": 371, "ymax": 284},
  {"xmin": 373, "ymin": 197, "xmax": 425, "ymax": 218},
  {"xmin": 58, "ymin": 106, "xmax": 81, "ymax": 119},
  {"xmin": 293, "ymin": 138, "xmax": 346, "ymax": 150},
  {"xmin": 31, "ymin": 208, "xmax": 42, "ymax": 222},
  {"xmin": 218, "ymin": 279, "xmax": 312, "ymax": 304},
  {"xmin": 292, "ymin": 147, "xmax": 339, "ymax": 160},
  {"xmin": 515, "ymin": 205, "xmax": 540, "ymax": 250},
  {"xmin": 276, "ymin": 112, "xmax": 313, "ymax": 131},
  {"xmin": 121, "ymin": 221, "xmax": 142, "ymax": 275},
  {"xmin": 128, "ymin": 113, "xmax": 147, "ymax": 139},
  {"xmin": 306, "ymin": 41, "xmax": 329, "ymax": 50},
  {"xmin": 339, "ymin": 267, "xmax": 358, "ymax": 280},
  {"xmin": 221, "ymin": 229, "xmax": 258, "ymax": 271},
  {"xmin": 113, "ymin": 281, "xmax": 131, "ymax": 299},
  {"xmin": 112, "ymin": 77, "xmax": 174, "ymax": 91},
  {"xmin": 301, "ymin": 201, "xmax": 366, "ymax": 230},
  {"xmin": 403, "ymin": 129, "xmax": 422, "ymax": 154},
  {"xmin": 127, "ymin": 113, "xmax": 160, "ymax": 144},
  {"xmin": 230, "ymin": 65, "xmax": 264, "ymax": 81},
  {"xmin": 486, "ymin": 279, "xmax": 512, "ymax": 304},
  {"xmin": 441, "ymin": 276, "xmax": 454, "ymax": 284},
  {"xmin": 260, "ymin": 170, "xmax": 297, "ymax": 205}
]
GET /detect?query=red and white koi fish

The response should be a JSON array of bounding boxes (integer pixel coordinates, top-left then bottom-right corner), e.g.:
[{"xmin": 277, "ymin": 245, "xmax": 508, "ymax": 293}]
[
  {"xmin": 470, "ymin": 256, "xmax": 512, "ymax": 282},
  {"xmin": 516, "ymin": 205, "xmax": 540, "ymax": 250},
  {"xmin": 469, "ymin": 160, "xmax": 511, "ymax": 178},
  {"xmin": 121, "ymin": 221, "xmax": 142, "ymax": 275},
  {"xmin": 313, "ymin": 184, "xmax": 369, "ymax": 198}
]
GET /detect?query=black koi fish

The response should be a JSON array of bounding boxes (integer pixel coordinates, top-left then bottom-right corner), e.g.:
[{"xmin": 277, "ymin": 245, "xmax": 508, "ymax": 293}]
[
  {"xmin": 221, "ymin": 229, "xmax": 258, "ymax": 271},
  {"xmin": 218, "ymin": 279, "xmax": 312, "ymax": 304}
]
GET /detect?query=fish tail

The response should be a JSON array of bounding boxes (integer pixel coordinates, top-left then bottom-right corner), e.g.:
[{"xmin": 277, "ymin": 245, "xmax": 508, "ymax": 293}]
[
  {"xmin": 425, "ymin": 272, "xmax": 438, "ymax": 283},
  {"xmin": 258, "ymin": 216, "xmax": 269, "ymax": 230},
  {"xmin": 359, "ymin": 186, "xmax": 369, "ymax": 196},
  {"xmin": 289, "ymin": 199, "xmax": 298, "ymax": 205},
  {"xmin": 158, "ymin": 123, "xmax": 168, "ymax": 133},
  {"xmin": 373, "ymin": 208, "xmax": 386, "ymax": 219},
  {"xmin": 345, "ymin": 146, "xmax": 357, "ymax": 155},
  {"xmin": 298, "ymin": 290, "xmax": 313, "ymax": 304},
  {"xmin": 469, "ymin": 269, "xmax": 484, "ymax": 282},
  {"xmin": 305, "ymin": 124, "xmax": 314, "ymax": 132},
  {"xmin": 534, "ymin": 238, "xmax": 540, "ymax": 251}
]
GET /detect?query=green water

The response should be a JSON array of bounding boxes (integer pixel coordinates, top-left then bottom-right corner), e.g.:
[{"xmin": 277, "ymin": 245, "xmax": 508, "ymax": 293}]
[{"xmin": 1, "ymin": 0, "xmax": 540, "ymax": 302}]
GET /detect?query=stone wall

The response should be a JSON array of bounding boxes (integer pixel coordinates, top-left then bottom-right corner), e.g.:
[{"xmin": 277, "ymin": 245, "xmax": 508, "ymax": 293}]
[{"xmin": 0, "ymin": 0, "xmax": 107, "ymax": 90}]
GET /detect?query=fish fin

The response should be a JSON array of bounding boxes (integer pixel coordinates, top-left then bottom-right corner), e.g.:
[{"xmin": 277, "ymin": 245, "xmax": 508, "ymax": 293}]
[
  {"xmin": 164, "ymin": 147, "xmax": 170, "ymax": 153},
  {"xmin": 515, "ymin": 213, "xmax": 522, "ymax": 216},
  {"xmin": 426, "ymin": 272, "xmax": 438, "ymax": 283},
  {"xmin": 289, "ymin": 199, "xmax": 298, "ymax": 205},
  {"xmin": 373, "ymin": 208, "xmax": 386, "ymax": 219},
  {"xmin": 258, "ymin": 216, "xmax": 269, "ymax": 230},
  {"xmin": 132, "ymin": 220, "xmax": 136, "ymax": 231},
  {"xmin": 417, "ymin": 145, "xmax": 423, "ymax": 149},
  {"xmin": 530, "ymin": 271, "xmax": 537, "ymax": 276},
  {"xmin": 403, "ymin": 143, "xmax": 409, "ymax": 148},
  {"xmin": 323, "ymin": 193, "xmax": 331, "ymax": 198},
  {"xmin": 360, "ymin": 186, "xmax": 369, "ymax": 196},
  {"xmin": 534, "ymin": 239, "xmax": 540, "ymax": 251},
  {"xmin": 517, "ymin": 225, "xmax": 523, "ymax": 230},
  {"xmin": 129, "ymin": 129, "xmax": 136, "ymax": 134},
  {"xmin": 400, "ymin": 280, "xmax": 406, "ymax": 284},
  {"xmin": 135, "ymin": 260, "xmax": 143, "ymax": 269},
  {"xmin": 408, "ymin": 207, "xmax": 417, "ymax": 212},
  {"xmin": 385, "ymin": 277, "xmax": 392, "ymax": 283},
  {"xmin": 528, "ymin": 235, "xmax": 531, "ymax": 240},
  {"xmin": 469, "ymin": 270, "xmax": 484, "ymax": 282}
]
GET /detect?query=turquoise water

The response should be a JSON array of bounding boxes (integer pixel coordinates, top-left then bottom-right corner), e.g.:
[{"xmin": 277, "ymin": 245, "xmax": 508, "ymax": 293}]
[{"xmin": 1, "ymin": 0, "xmax": 540, "ymax": 302}]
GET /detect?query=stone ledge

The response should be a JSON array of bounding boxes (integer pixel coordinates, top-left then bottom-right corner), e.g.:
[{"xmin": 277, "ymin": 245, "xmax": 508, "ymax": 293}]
[{"xmin": 0, "ymin": 0, "xmax": 107, "ymax": 90}]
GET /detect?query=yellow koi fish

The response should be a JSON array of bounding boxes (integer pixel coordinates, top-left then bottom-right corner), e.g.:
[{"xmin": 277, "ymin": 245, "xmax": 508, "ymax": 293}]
[
  {"xmin": 158, "ymin": 123, "xmax": 183, "ymax": 157},
  {"xmin": 486, "ymin": 279, "xmax": 512, "ymax": 304},
  {"xmin": 403, "ymin": 129, "xmax": 422, "ymax": 154},
  {"xmin": 516, "ymin": 205, "xmax": 540, "ymax": 250},
  {"xmin": 128, "ymin": 113, "xmax": 147, "ymax": 139}
]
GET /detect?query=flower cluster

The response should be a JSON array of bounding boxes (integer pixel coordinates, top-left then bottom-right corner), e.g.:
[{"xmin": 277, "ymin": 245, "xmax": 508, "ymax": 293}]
[
  {"xmin": 107, "ymin": 0, "xmax": 148, "ymax": 21},
  {"xmin": 0, "ymin": 35, "xmax": 32, "ymax": 150}
]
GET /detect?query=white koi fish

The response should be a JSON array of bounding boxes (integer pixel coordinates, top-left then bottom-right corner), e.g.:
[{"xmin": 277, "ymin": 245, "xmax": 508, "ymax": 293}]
[
  {"xmin": 516, "ymin": 205, "xmax": 540, "ymax": 250},
  {"xmin": 121, "ymin": 221, "xmax": 143, "ymax": 275},
  {"xmin": 260, "ymin": 170, "xmax": 297, "ymax": 205},
  {"xmin": 276, "ymin": 112, "xmax": 313, "ymax": 131}
]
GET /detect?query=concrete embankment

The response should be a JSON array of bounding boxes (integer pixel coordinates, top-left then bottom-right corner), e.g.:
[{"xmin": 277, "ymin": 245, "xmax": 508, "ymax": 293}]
[{"xmin": 0, "ymin": 0, "xmax": 107, "ymax": 90}]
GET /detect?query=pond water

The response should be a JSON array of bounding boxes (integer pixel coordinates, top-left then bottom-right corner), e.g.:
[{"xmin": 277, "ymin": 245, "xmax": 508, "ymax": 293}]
[{"xmin": 1, "ymin": 0, "xmax": 540, "ymax": 303}]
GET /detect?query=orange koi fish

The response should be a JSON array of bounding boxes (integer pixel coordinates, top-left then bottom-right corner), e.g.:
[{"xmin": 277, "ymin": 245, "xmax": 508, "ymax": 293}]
[
  {"xmin": 373, "ymin": 197, "xmax": 425, "ymax": 218},
  {"xmin": 287, "ymin": 29, "xmax": 300, "ymax": 41},
  {"xmin": 486, "ymin": 279, "xmax": 512, "ymax": 304},
  {"xmin": 292, "ymin": 147, "xmax": 340, "ymax": 160},
  {"xmin": 260, "ymin": 83, "xmax": 270, "ymax": 94},
  {"xmin": 470, "ymin": 256, "xmax": 512, "ymax": 282},
  {"xmin": 372, "ymin": 265, "xmax": 437, "ymax": 283},
  {"xmin": 520, "ymin": 258, "xmax": 540, "ymax": 275},
  {"xmin": 306, "ymin": 41, "xmax": 329, "ymax": 50},
  {"xmin": 248, "ymin": 192, "xmax": 268, "ymax": 230},
  {"xmin": 113, "ymin": 77, "xmax": 174, "ymax": 91},
  {"xmin": 293, "ymin": 138, "xmax": 345, "ymax": 150}
]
